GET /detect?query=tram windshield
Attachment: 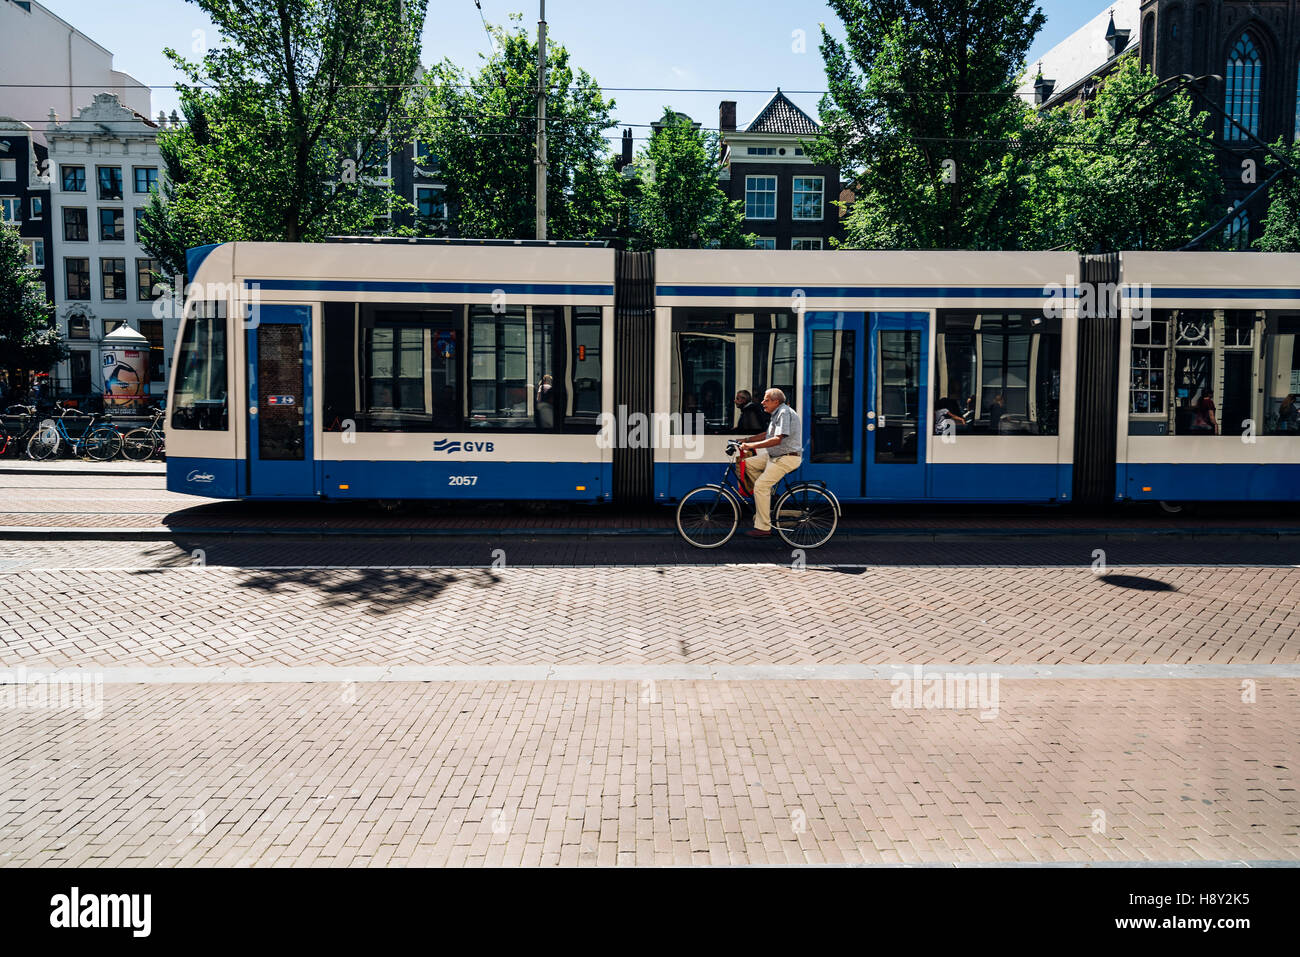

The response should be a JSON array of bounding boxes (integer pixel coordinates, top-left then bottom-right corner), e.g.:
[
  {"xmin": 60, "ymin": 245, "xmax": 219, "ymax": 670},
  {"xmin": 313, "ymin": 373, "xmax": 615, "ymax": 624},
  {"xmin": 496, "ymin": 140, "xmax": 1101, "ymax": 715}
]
[{"xmin": 171, "ymin": 303, "xmax": 228, "ymax": 430}]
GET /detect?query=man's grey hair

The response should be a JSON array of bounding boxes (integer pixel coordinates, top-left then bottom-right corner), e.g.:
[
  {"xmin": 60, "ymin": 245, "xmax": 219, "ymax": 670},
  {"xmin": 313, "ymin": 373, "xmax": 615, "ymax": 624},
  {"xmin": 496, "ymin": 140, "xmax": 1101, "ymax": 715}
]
[{"xmin": 764, "ymin": 388, "xmax": 786, "ymax": 404}]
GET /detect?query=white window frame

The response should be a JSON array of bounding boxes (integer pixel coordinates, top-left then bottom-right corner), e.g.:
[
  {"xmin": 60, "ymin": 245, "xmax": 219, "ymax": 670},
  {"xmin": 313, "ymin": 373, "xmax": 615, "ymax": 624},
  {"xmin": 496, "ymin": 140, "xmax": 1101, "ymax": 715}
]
[
  {"xmin": 744, "ymin": 175, "xmax": 777, "ymax": 220},
  {"xmin": 413, "ymin": 140, "xmax": 437, "ymax": 169},
  {"xmin": 96, "ymin": 165, "xmax": 124, "ymax": 201},
  {"xmin": 132, "ymin": 166, "xmax": 159, "ymax": 194},
  {"xmin": 792, "ymin": 176, "xmax": 825, "ymax": 221},
  {"xmin": 414, "ymin": 184, "xmax": 447, "ymax": 221},
  {"xmin": 30, "ymin": 196, "xmax": 43, "ymax": 219},
  {"xmin": 0, "ymin": 158, "xmax": 16, "ymax": 181},
  {"xmin": 753, "ymin": 237, "xmax": 776, "ymax": 249},
  {"xmin": 0, "ymin": 197, "xmax": 19, "ymax": 223},
  {"xmin": 21, "ymin": 237, "xmax": 44, "ymax": 268},
  {"xmin": 61, "ymin": 164, "xmax": 86, "ymax": 192},
  {"xmin": 792, "ymin": 237, "xmax": 824, "ymax": 250}
]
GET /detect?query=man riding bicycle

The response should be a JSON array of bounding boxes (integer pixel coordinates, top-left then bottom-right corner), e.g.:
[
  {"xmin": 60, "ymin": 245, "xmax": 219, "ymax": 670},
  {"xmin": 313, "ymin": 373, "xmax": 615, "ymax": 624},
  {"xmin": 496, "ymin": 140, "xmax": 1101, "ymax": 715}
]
[{"xmin": 737, "ymin": 388, "xmax": 802, "ymax": 538}]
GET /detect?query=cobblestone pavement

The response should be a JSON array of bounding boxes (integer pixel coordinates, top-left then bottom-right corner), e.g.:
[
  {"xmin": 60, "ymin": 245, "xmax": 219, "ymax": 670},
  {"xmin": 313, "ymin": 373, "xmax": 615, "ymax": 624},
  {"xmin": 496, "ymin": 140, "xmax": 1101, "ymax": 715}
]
[
  {"xmin": 1, "ymin": 560, "xmax": 1298, "ymax": 669},
  {"xmin": 1, "ymin": 680, "xmax": 1294, "ymax": 866},
  {"xmin": 2, "ymin": 517, "xmax": 1297, "ymax": 866}
]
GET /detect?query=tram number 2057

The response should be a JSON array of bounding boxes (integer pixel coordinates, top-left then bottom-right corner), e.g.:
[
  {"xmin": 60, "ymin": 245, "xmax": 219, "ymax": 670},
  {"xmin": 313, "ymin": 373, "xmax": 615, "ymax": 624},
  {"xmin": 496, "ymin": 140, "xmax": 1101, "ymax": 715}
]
[{"xmin": 448, "ymin": 475, "xmax": 479, "ymax": 486}]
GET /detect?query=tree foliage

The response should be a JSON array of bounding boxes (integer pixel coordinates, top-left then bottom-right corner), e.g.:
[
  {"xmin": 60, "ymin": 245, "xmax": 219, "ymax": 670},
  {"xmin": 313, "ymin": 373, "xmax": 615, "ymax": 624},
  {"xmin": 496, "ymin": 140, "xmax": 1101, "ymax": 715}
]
[
  {"xmin": 1255, "ymin": 142, "xmax": 1300, "ymax": 252},
  {"xmin": 1026, "ymin": 59, "xmax": 1221, "ymax": 252},
  {"xmin": 627, "ymin": 110, "xmax": 753, "ymax": 250},
  {"xmin": 0, "ymin": 224, "xmax": 65, "ymax": 374},
  {"xmin": 812, "ymin": 0, "xmax": 1047, "ymax": 249},
  {"xmin": 418, "ymin": 19, "xmax": 622, "ymax": 241},
  {"xmin": 141, "ymin": 0, "xmax": 428, "ymax": 279}
]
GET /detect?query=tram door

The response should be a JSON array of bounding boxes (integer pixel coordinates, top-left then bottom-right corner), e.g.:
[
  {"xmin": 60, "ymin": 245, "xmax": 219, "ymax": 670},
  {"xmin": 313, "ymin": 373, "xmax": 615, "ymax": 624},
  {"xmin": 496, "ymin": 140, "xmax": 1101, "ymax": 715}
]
[
  {"xmin": 864, "ymin": 312, "xmax": 928, "ymax": 499},
  {"xmin": 246, "ymin": 304, "xmax": 315, "ymax": 497},
  {"xmin": 801, "ymin": 313, "xmax": 865, "ymax": 498}
]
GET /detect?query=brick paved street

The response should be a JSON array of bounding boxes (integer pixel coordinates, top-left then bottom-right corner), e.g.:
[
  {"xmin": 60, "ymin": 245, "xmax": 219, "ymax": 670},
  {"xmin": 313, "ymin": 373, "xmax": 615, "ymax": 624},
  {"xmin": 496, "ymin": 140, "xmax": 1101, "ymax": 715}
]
[
  {"xmin": 0, "ymin": 474, "xmax": 1297, "ymax": 866},
  {"xmin": 1, "ymin": 680, "xmax": 1294, "ymax": 867}
]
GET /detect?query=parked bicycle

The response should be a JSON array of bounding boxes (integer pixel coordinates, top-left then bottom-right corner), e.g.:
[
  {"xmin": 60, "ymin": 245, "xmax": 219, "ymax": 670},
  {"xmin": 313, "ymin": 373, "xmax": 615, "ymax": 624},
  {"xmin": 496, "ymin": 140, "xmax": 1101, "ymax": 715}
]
[
  {"xmin": 26, "ymin": 404, "xmax": 122, "ymax": 461},
  {"xmin": 0, "ymin": 405, "xmax": 40, "ymax": 457},
  {"xmin": 675, "ymin": 441, "xmax": 840, "ymax": 549},
  {"xmin": 119, "ymin": 407, "xmax": 166, "ymax": 461}
]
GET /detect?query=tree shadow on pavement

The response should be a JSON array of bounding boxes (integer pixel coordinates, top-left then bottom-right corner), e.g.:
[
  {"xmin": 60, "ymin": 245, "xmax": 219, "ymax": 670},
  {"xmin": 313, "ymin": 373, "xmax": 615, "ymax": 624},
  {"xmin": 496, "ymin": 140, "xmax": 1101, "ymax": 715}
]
[{"xmin": 130, "ymin": 565, "xmax": 502, "ymax": 615}]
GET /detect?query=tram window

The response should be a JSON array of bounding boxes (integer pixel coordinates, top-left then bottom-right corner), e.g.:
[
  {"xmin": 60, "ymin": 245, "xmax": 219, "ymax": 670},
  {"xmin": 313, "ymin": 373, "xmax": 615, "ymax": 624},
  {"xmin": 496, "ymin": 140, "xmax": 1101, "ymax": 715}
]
[
  {"xmin": 809, "ymin": 328, "xmax": 855, "ymax": 463},
  {"xmin": 465, "ymin": 304, "xmax": 601, "ymax": 432},
  {"xmin": 671, "ymin": 309, "xmax": 796, "ymax": 434},
  {"xmin": 322, "ymin": 303, "xmax": 459, "ymax": 433},
  {"xmin": 171, "ymin": 303, "xmax": 228, "ymax": 431},
  {"xmin": 323, "ymin": 303, "xmax": 602, "ymax": 434},
  {"xmin": 570, "ymin": 308, "xmax": 602, "ymax": 423},
  {"xmin": 935, "ymin": 311, "xmax": 1060, "ymax": 435},
  {"xmin": 1264, "ymin": 315, "xmax": 1300, "ymax": 434}
]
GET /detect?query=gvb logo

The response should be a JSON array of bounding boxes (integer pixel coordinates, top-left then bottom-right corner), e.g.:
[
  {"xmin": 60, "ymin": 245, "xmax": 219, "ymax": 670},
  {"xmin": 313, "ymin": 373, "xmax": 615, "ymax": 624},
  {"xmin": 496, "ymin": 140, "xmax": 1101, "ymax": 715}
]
[
  {"xmin": 433, "ymin": 439, "xmax": 494, "ymax": 454},
  {"xmin": 50, "ymin": 887, "xmax": 151, "ymax": 937}
]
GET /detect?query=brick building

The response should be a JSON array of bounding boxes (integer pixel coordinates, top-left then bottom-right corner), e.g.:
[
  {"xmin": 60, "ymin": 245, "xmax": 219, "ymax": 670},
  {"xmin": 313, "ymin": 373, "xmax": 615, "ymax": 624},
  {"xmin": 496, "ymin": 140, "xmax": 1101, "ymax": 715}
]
[{"xmin": 717, "ymin": 91, "xmax": 847, "ymax": 250}]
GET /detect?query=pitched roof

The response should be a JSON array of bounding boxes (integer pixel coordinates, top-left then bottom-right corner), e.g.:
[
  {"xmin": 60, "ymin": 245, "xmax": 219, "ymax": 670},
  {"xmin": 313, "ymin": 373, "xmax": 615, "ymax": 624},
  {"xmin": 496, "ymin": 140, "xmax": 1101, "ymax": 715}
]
[{"xmin": 742, "ymin": 90, "xmax": 820, "ymax": 135}]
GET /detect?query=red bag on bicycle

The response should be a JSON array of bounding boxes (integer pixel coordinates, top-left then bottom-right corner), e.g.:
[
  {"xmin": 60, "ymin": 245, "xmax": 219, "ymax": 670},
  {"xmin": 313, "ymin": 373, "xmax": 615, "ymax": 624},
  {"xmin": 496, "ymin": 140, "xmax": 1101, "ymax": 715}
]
[{"xmin": 735, "ymin": 450, "xmax": 756, "ymax": 497}]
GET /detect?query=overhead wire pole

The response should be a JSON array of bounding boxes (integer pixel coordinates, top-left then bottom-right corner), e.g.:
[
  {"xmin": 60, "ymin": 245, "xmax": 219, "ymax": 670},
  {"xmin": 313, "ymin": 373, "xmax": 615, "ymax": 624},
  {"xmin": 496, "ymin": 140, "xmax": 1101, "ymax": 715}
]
[{"xmin": 536, "ymin": 0, "xmax": 548, "ymax": 240}]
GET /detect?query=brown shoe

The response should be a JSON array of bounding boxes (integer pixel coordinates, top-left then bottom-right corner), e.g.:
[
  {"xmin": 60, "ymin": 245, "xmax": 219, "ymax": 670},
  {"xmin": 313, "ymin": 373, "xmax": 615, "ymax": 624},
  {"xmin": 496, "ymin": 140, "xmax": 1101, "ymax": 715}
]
[{"xmin": 745, "ymin": 529, "xmax": 772, "ymax": 538}]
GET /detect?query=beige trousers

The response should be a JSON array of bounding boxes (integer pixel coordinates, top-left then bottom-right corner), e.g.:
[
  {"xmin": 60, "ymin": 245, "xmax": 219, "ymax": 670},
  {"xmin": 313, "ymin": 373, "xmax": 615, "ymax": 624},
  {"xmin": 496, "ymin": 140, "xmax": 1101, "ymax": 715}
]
[{"xmin": 744, "ymin": 453, "xmax": 802, "ymax": 530}]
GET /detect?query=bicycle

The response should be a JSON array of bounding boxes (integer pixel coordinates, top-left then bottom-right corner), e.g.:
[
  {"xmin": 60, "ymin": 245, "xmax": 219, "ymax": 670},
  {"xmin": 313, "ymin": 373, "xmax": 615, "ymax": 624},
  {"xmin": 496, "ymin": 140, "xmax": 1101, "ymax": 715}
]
[
  {"xmin": 0, "ymin": 405, "xmax": 40, "ymax": 457},
  {"xmin": 675, "ymin": 441, "xmax": 841, "ymax": 549},
  {"xmin": 120, "ymin": 408, "xmax": 166, "ymax": 461},
  {"xmin": 26, "ymin": 405, "xmax": 122, "ymax": 461}
]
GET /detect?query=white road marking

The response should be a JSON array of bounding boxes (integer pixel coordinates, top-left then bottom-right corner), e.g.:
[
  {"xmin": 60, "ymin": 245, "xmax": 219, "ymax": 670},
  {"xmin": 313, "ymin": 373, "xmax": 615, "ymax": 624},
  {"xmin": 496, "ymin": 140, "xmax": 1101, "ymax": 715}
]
[{"xmin": 2, "ymin": 663, "xmax": 1297, "ymax": 684}]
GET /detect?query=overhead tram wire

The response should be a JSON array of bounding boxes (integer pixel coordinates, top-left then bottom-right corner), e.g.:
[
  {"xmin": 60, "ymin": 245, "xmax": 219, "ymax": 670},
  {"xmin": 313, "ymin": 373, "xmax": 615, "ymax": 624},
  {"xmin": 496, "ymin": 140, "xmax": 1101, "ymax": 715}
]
[{"xmin": 1, "ymin": 111, "xmax": 1227, "ymax": 155}]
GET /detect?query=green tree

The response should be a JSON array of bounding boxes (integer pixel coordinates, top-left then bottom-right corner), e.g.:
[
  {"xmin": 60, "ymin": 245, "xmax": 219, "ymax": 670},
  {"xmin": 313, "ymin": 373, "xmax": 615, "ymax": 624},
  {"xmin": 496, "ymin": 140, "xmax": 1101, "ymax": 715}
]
[
  {"xmin": 419, "ymin": 20, "xmax": 622, "ymax": 240},
  {"xmin": 812, "ymin": 0, "xmax": 1048, "ymax": 249},
  {"xmin": 628, "ymin": 109, "xmax": 753, "ymax": 249},
  {"xmin": 141, "ymin": 0, "xmax": 428, "ymax": 279},
  {"xmin": 0, "ymin": 224, "xmax": 65, "ymax": 377},
  {"xmin": 1026, "ymin": 59, "xmax": 1221, "ymax": 252},
  {"xmin": 1255, "ymin": 142, "xmax": 1300, "ymax": 252}
]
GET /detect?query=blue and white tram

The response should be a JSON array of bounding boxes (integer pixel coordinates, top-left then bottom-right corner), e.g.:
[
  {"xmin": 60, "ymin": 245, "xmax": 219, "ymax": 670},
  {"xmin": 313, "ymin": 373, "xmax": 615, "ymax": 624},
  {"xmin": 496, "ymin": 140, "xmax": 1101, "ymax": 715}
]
[
  {"xmin": 167, "ymin": 241, "xmax": 615, "ymax": 501},
  {"xmin": 653, "ymin": 249, "xmax": 1081, "ymax": 504},
  {"xmin": 1117, "ymin": 252, "xmax": 1300, "ymax": 503},
  {"xmin": 165, "ymin": 241, "xmax": 1300, "ymax": 507}
]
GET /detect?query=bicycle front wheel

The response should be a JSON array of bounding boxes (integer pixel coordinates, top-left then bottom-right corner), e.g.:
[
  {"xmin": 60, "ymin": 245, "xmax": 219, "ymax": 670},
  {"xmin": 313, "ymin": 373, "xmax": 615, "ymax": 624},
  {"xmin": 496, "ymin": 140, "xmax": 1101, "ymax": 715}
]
[
  {"xmin": 676, "ymin": 486, "xmax": 739, "ymax": 549},
  {"xmin": 84, "ymin": 425, "xmax": 122, "ymax": 461},
  {"xmin": 773, "ymin": 485, "xmax": 838, "ymax": 549},
  {"xmin": 120, "ymin": 428, "xmax": 156, "ymax": 461},
  {"xmin": 26, "ymin": 427, "xmax": 59, "ymax": 461}
]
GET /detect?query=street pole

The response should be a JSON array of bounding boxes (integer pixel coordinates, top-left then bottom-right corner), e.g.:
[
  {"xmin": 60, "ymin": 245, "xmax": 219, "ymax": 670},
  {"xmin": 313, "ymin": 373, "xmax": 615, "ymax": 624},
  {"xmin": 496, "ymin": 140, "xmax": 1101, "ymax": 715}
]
[{"xmin": 535, "ymin": 0, "xmax": 548, "ymax": 240}]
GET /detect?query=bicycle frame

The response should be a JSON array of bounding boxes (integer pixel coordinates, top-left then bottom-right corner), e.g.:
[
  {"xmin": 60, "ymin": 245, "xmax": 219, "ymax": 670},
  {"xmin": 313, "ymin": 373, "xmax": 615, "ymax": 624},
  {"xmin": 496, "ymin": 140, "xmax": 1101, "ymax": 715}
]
[
  {"xmin": 36, "ymin": 412, "xmax": 111, "ymax": 455},
  {"xmin": 717, "ymin": 446, "xmax": 842, "ymax": 519}
]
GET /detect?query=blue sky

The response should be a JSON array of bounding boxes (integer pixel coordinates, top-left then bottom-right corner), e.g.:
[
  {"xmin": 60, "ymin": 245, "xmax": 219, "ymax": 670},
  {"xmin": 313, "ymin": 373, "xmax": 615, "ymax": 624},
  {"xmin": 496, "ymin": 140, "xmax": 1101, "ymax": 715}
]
[{"xmin": 38, "ymin": 0, "xmax": 1102, "ymax": 146}]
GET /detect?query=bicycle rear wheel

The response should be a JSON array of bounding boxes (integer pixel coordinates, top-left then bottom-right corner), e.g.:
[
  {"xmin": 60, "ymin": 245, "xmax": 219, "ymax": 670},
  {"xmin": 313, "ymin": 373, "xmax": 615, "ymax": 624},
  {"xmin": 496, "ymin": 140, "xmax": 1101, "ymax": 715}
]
[
  {"xmin": 84, "ymin": 425, "xmax": 122, "ymax": 461},
  {"xmin": 773, "ymin": 485, "xmax": 838, "ymax": 549},
  {"xmin": 676, "ymin": 486, "xmax": 740, "ymax": 548},
  {"xmin": 120, "ymin": 428, "xmax": 157, "ymax": 461},
  {"xmin": 26, "ymin": 426, "xmax": 58, "ymax": 460}
]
